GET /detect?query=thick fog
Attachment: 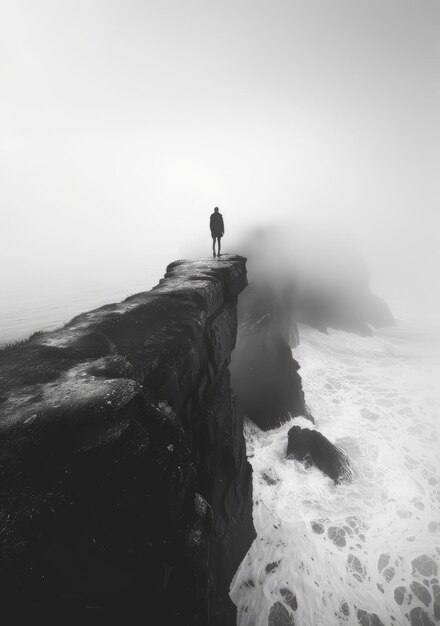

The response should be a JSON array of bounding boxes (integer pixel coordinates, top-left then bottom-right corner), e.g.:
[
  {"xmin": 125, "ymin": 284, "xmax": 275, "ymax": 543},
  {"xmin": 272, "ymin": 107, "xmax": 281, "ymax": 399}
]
[{"xmin": 1, "ymin": 0, "xmax": 439, "ymax": 341}]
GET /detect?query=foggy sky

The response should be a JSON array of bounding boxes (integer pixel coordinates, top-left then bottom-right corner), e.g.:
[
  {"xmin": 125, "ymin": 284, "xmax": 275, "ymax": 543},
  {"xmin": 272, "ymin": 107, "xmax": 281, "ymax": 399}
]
[{"xmin": 1, "ymin": 0, "xmax": 439, "ymax": 316}]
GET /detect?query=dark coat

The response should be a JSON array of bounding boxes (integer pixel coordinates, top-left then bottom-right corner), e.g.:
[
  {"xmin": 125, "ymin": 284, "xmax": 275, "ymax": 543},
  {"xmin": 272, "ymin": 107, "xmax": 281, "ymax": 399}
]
[{"xmin": 210, "ymin": 212, "xmax": 224, "ymax": 237}]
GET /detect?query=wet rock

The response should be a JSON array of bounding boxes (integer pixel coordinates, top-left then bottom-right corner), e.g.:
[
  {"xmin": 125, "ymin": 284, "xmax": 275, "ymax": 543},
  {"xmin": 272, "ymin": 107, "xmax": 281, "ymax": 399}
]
[
  {"xmin": 230, "ymin": 284, "xmax": 307, "ymax": 430},
  {"xmin": 268, "ymin": 601, "xmax": 295, "ymax": 626},
  {"xmin": 286, "ymin": 426, "xmax": 352, "ymax": 483}
]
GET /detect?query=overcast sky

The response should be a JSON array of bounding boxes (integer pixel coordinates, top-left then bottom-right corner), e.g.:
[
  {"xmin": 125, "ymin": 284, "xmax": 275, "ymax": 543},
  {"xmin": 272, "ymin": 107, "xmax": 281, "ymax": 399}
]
[{"xmin": 1, "ymin": 0, "xmax": 439, "ymax": 321}]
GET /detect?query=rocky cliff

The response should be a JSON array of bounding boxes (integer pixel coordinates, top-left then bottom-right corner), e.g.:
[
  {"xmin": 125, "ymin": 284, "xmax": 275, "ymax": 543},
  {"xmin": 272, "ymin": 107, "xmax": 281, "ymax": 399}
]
[
  {"xmin": 0, "ymin": 256, "xmax": 254, "ymax": 624},
  {"xmin": 231, "ymin": 283, "xmax": 307, "ymax": 430}
]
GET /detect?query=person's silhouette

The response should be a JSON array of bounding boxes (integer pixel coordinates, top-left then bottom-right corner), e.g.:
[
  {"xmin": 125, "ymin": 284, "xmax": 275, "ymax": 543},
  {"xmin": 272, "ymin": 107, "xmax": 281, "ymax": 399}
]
[{"xmin": 210, "ymin": 207, "xmax": 224, "ymax": 258}]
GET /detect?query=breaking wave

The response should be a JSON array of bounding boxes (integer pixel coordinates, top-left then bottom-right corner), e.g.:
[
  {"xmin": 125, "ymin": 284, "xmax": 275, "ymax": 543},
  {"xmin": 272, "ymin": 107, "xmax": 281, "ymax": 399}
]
[{"xmin": 231, "ymin": 320, "xmax": 440, "ymax": 625}]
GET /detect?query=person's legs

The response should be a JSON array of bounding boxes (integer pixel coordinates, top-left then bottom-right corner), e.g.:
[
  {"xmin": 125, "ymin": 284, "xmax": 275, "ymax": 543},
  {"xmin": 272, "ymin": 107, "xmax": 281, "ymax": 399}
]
[
  {"xmin": 212, "ymin": 236, "xmax": 216, "ymax": 257},
  {"xmin": 217, "ymin": 236, "xmax": 221, "ymax": 256}
]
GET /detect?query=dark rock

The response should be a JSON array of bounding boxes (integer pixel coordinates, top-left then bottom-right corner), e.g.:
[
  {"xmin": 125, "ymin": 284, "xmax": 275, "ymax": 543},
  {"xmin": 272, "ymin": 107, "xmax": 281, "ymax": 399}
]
[
  {"xmin": 286, "ymin": 426, "xmax": 352, "ymax": 483},
  {"xmin": 230, "ymin": 284, "xmax": 308, "ymax": 431},
  {"xmin": 0, "ymin": 256, "xmax": 254, "ymax": 625}
]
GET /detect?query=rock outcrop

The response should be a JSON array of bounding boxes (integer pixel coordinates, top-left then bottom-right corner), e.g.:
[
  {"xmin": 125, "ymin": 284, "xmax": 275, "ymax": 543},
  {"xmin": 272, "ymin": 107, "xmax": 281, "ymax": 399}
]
[
  {"xmin": 286, "ymin": 425, "xmax": 352, "ymax": 483},
  {"xmin": 230, "ymin": 283, "xmax": 307, "ymax": 431},
  {"xmin": 237, "ymin": 226, "xmax": 396, "ymax": 338},
  {"xmin": 0, "ymin": 256, "xmax": 254, "ymax": 624}
]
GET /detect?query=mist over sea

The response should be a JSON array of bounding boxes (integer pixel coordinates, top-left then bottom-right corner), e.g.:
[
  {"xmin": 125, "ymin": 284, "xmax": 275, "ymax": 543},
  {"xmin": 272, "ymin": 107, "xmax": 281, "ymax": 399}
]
[{"xmin": 0, "ymin": 268, "xmax": 159, "ymax": 347}]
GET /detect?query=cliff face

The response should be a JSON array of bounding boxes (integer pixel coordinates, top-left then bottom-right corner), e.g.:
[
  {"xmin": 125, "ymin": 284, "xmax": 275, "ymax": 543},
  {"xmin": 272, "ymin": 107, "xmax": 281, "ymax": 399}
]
[
  {"xmin": 231, "ymin": 283, "xmax": 307, "ymax": 431},
  {"xmin": 0, "ymin": 256, "xmax": 254, "ymax": 624}
]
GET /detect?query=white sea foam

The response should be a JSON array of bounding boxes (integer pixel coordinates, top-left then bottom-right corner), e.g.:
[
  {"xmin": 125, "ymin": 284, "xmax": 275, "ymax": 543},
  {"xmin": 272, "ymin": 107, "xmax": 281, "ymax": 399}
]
[{"xmin": 231, "ymin": 321, "xmax": 440, "ymax": 625}]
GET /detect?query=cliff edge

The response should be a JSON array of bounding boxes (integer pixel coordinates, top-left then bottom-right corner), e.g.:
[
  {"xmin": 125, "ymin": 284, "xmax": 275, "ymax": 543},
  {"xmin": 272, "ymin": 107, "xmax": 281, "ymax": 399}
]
[{"xmin": 0, "ymin": 255, "xmax": 254, "ymax": 624}]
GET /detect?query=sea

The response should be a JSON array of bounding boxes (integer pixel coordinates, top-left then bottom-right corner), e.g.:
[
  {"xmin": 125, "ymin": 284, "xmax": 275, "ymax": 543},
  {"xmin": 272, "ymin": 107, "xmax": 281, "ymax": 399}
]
[
  {"xmin": 0, "ymin": 272, "xmax": 156, "ymax": 347},
  {"xmin": 231, "ymin": 319, "xmax": 440, "ymax": 625}
]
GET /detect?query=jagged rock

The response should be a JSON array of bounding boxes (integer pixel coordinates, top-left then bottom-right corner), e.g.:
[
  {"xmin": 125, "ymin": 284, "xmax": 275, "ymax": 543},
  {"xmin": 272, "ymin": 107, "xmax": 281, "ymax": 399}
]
[
  {"xmin": 231, "ymin": 285, "xmax": 307, "ymax": 430},
  {"xmin": 0, "ymin": 256, "xmax": 254, "ymax": 625},
  {"xmin": 286, "ymin": 426, "xmax": 352, "ymax": 483}
]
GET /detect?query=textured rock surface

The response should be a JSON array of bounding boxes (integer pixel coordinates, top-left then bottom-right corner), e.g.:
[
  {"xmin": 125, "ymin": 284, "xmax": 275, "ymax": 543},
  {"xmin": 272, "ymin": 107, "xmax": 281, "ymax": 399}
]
[
  {"xmin": 230, "ymin": 284, "xmax": 307, "ymax": 431},
  {"xmin": 0, "ymin": 255, "xmax": 254, "ymax": 623},
  {"xmin": 286, "ymin": 425, "xmax": 352, "ymax": 483}
]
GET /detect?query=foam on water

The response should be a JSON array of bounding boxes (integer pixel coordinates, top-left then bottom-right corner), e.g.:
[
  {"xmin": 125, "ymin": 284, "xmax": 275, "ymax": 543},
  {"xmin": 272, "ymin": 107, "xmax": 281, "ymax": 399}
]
[{"xmin": 231, "ymin": 321, "xmax": 440, "ymax": 625}]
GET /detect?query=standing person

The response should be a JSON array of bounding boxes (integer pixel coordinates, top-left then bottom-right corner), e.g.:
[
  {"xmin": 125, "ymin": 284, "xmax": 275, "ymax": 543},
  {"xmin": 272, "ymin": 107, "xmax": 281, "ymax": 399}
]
[{"xmin": 210, "ymin": 207, "xmax": 224, "ymax": 258}]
